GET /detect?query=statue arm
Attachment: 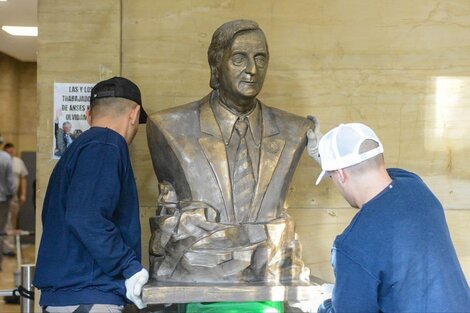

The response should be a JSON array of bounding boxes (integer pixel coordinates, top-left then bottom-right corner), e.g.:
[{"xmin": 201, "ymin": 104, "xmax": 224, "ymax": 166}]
[{"xmin": 146, "ymin": 115, "xmax": 192, "ymax": 201}]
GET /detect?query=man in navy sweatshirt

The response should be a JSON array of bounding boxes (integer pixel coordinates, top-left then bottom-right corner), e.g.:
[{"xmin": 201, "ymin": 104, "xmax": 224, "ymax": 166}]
[
  {"xmin": 308, "ymin": 123, "xmax": 470, "ymax": 312},
  {"xmin": 34, "ymin": 77, "xmax": 149, "ymax": 313}
]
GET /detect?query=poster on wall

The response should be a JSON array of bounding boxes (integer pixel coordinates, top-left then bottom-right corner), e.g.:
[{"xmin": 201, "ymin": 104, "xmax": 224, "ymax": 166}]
[{"xmin": 53, "ymin": 82, "xmax": 95, "ymax": 159}]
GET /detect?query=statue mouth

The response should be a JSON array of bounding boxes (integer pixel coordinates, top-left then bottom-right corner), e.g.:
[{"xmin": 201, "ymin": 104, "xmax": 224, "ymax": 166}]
[{"xmin": 241, "ymin": 81, "xmax": 256, "ymax": 86}]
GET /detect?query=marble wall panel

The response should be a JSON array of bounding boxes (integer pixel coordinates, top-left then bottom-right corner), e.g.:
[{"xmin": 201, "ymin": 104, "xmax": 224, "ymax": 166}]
[
  {"xmin": 0, "ymin": 54, "xmax": 36, "ymax": 153},
  {"xmin": 121, "ymin": 0, "xmax": 470, "ymax": 281},
  {"xmin": 0, "ymin": 53, "xmax": 20, "ymax": 145},
  {"xmin": 17, "ymin": 62, "xmax": 37, "ymax": 152},
  {"xmin": 36, "ymin": 0, "xmax": 121, "ymax": 243},
  {"xmin": 35, "ymin": 0, "xmax": 470, "ymax": 285}
]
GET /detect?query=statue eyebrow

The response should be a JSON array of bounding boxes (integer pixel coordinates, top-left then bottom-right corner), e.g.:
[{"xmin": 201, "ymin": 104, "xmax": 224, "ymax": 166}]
[{"xmin": 230, "ymin": 50, "xmax": 267, "ymax": 56}]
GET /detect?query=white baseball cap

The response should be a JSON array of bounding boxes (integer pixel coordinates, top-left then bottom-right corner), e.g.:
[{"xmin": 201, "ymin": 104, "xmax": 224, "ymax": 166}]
[{"xmin": 315, "ymin": 123, "xmax": 384, "ymax": 185}]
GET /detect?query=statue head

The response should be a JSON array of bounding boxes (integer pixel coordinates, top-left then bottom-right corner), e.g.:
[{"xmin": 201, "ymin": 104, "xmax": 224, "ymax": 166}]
[{"xmin": 208, "ymin": 20, "xmax": 270, "ymax": 112}]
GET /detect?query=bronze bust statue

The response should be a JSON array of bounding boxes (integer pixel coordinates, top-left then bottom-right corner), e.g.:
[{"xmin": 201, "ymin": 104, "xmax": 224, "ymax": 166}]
[{"xmin": 146, "ymin": 19, "xmax": 318, "ymax": 284}]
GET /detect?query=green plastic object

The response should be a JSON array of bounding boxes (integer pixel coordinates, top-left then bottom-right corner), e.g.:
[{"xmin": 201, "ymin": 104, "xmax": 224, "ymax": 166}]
[{"xmin": 185, "ymin": 301, "xmax": 284, "ymax": 313}]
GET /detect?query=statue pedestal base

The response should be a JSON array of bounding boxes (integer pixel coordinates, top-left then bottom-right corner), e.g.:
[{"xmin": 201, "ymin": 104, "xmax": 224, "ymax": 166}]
[{"xmin": 143, "ymin": 280, "xmax": 323, "ymax": 304}]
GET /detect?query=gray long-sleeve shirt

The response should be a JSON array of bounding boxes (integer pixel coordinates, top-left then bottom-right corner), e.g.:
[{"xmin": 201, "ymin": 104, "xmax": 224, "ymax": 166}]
[{"xmin": 0, "ymin": 150, "xmax": 14, "ymax": 201}]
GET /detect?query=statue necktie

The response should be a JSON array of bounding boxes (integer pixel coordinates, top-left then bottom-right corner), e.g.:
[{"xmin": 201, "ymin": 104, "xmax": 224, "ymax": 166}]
[{"xmin": 233, "ymin": 118, "xmax": 255, "ymax": 223}]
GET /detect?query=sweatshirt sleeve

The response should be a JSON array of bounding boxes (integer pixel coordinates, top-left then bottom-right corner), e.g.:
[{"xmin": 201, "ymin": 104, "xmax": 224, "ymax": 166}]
[
  {"xmin": 64, "ymin": 143, "xmax": 142, "ymax": 278},
  {"xmin": 318, "ymin": 248, "xmax": 380, "ymax": 313}
]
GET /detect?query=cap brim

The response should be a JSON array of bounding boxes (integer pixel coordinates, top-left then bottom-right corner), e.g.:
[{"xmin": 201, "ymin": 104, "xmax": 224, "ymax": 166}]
[
  {"xmin": 315, "ymin": 170, "xmax": 327, "ymax": 185},
  {"xmin": 139, "ymin": 107, "xmax": 148, "ymax": 124}
]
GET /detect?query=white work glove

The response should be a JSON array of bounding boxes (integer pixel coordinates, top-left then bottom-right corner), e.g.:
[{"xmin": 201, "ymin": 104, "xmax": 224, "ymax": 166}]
[
  {"xmin": 321, "ymin": 283, "xmax": 334, "ymax": 295},
  {"xmin": 125, "ymin": 268, "xmax": 149, "ymax": 309},
  {"xmin": 306, "ymin": 115, "xmax": 322, "ymax": 164},
  {"xmin": 288, "ymin": 283, "xmax": 333, "ymax": 313}
]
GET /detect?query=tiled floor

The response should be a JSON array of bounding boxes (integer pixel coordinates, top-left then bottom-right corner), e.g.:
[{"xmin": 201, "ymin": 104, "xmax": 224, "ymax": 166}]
[{"xmin": 0, "ymin": 244, "xmax": 35, "ymax": 313}]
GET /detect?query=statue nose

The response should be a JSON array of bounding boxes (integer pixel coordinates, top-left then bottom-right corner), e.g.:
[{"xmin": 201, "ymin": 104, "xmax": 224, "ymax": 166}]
[{"xmin": 245, "ymin": 58, "xmax": 256, "ymax": 75}]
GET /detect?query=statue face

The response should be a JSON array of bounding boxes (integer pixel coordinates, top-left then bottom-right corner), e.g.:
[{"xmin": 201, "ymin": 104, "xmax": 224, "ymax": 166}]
[{"xmin": 218, "ymin": 30, "xmax": 268, "ymax": 110}]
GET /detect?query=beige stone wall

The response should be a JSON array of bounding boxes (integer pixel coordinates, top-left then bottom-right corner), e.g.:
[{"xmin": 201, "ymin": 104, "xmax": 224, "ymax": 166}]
[
  {"xmin": 0, "ymin": 52, "xmax": 36, "ymax": 153},
  {"xmin": 36, "ymin": 1, "xmax": 121, "ymax": 310},
  {"xmin": 121, "ymin": 0, "xmax": 470, "ymax": 282},
  {"xmin": 36, "ymin": 0, "xmax": 470, "ymax": 288},
  {"xmin": 17, "ymin": 62, "xmax": 38, "ymax": 152}
]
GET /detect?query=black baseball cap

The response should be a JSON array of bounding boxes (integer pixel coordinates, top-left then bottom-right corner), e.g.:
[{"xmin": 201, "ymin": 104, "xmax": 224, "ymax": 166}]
[{"xmin": 90, "ymin": 76, "xmax": 148, "ymax": 124}]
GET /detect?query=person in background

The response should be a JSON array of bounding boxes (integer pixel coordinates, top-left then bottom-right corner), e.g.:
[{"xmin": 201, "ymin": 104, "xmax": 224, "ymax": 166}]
[
  {"xmin": 2, "ymin": 142, "xmax": 28, "ymax": 257},
  {"xmin": 0, "ymin": 133, "xmax": 14, "ymax": 271},
  {"xmin": 34, "ymin": 77, "xmax": 149, "ymax": 313},
  {"xmin": 306, "ymin": 123, "xmax": 470, "ymax": 313},
  {"xmin": 54, "ymin": 120, "xmax": 73, "ymax": 157}
]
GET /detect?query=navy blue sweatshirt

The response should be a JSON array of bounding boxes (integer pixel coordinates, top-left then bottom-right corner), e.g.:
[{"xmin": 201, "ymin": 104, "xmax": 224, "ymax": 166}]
[
  {"xmin": 34, "ymin": 127, "xmax": 143, "ymax": 306},
  {"xmin": 319, "ymin": 168, "xmax": 470, "ymax": 313}
]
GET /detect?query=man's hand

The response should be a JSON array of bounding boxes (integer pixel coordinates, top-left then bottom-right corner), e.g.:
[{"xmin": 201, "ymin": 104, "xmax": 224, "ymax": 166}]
[
  {"xmin": 288, "ymin": 283, "xmax": 333, "ymax": 313},
  {"xmin": 306, "ymin": 115, "xmax": 322, "ymax": 164},
  {"xmin": 125, "ymin": 268, "xmax": 149, "ymax": 309},
  {"xmin": 289, "ymin": 300, "xmax": 321, "ymax": 313}
]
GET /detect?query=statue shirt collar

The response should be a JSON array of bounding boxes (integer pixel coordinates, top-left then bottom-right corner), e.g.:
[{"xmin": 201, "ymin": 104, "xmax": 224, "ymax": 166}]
[{"xmin": 210, "ymin": 91, "xmax": 262, "ymax": 146}]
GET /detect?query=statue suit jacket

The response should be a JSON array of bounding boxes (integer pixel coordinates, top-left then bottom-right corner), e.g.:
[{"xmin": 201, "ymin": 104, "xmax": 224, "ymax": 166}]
[{"xmin": 147, "ymin": 92, "xmax": 314, "ymax": 223}]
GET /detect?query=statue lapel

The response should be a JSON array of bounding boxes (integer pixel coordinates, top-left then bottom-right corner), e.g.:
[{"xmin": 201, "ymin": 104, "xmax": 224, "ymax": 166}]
[
  {"xmin": 249, "ymin": 104, "xmax": 285, "ymax": 222},
  {"xmin": 198, "ymin": 97, "xmax": 235, "ymax": 223}
]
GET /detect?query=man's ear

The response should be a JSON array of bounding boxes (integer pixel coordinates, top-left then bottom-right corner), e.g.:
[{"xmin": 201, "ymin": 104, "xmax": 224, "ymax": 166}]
[
  {"xmin": 129, "ymin": 105, "xmax": 140, "ymax": 125},
  {"xmin": 336, "ymin": 169, "xmax": 347, "ymax": 184},
  {"xmin": 86, "ymin": 109, "xmax": 92, "ymax": 126}
]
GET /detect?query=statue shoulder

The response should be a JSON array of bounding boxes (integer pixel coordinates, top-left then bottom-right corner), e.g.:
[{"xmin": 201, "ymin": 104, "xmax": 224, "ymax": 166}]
[{"xmin": 261, "ymin": 103, "xmax": 315, "ymax": 131}]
